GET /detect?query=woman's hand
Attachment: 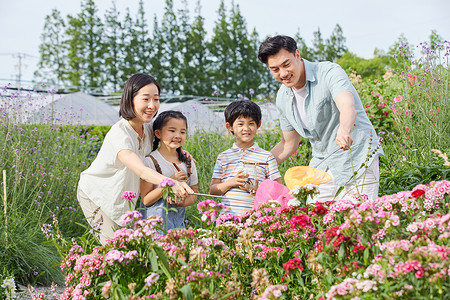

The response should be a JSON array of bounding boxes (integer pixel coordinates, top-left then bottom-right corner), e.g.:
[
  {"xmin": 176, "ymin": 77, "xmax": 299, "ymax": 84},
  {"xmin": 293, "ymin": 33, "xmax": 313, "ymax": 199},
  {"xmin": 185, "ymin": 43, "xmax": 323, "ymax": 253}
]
[
  {"xmin": 171, "ymin": 180, "xmax": 193, "ymax": 198},
  {"xmin": 181, "ymin": 149, "xmax": 197, "ymax": 163}
]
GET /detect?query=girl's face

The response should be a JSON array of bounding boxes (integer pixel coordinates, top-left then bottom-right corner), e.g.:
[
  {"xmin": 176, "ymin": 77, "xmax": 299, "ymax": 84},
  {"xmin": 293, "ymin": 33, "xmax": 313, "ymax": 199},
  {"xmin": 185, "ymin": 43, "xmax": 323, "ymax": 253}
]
[
  {"xmin": 155, "ymin": 118, "xmax": 187, "ymax": 151},
  {"xmin": 132, "ymin": 83, "xmax": 160, "ymax": 124}
]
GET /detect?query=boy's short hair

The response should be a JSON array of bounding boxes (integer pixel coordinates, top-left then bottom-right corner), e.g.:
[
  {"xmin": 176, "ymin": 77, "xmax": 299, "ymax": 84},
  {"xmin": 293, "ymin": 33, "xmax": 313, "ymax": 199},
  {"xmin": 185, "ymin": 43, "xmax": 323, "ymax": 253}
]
[{"xmin": 224, "ymin": 100, "xmax": 261, "ymax": 126}]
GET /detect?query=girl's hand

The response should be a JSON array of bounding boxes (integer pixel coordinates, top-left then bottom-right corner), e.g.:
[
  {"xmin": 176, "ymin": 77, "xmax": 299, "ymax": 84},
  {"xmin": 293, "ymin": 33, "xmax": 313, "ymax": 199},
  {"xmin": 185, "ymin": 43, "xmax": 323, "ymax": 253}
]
[
  {"xmin": 167, "ymin": 196, "xmax": 182, "ymax": 205},
  {"xmin": 171, "ymin": 180, "xmax": 193, "ymax": 198},
  {"xmin": 181, "ymin": 149, "xmax": 197, "ymax": 163},
  {"xmin": 170, "ymin": 171, "xmax": 188, "ymax": 182}
]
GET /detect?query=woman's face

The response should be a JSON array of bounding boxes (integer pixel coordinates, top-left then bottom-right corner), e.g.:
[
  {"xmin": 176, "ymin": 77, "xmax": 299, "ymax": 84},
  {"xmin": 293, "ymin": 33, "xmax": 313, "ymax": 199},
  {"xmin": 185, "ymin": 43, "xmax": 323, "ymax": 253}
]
[{"xmin": 132, "ymin": 83, "xmax": 160, "ymax": 124}]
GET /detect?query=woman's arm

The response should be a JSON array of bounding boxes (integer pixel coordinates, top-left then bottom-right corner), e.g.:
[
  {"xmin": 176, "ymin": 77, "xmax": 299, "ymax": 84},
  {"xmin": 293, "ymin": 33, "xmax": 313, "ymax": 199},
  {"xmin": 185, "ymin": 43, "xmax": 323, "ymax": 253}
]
[{"xmin": 117, "ymin": 149, "xmax": 193, "ymax": 197}]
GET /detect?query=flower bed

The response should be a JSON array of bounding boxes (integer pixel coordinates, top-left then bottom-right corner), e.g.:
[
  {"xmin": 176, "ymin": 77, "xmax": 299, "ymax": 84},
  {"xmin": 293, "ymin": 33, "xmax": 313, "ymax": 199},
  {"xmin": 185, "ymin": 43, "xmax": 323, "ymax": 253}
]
[{"xmin": 49, "ymin": 180, "xmax": 449, "ymax": 299}]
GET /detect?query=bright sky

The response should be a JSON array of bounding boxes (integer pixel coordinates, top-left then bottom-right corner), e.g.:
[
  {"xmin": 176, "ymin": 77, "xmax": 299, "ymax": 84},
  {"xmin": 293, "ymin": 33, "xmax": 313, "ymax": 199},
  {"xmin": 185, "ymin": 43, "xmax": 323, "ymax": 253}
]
[{"xmin": 1, "ymin": 0, "xmax": 449, "ymax": 88}]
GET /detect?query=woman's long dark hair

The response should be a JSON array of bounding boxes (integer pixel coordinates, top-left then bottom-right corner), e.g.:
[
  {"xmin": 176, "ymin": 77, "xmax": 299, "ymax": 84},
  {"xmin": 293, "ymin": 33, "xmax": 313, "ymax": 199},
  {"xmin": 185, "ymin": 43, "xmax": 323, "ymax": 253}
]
[{"xmin": 152, "ymin": 110, "xmax": 189, "ymax": 163}]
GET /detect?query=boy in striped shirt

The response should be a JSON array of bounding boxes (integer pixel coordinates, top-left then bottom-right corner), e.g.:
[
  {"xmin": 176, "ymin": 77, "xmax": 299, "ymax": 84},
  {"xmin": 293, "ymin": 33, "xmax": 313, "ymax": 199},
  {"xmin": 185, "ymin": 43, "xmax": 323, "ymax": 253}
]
[{"xmin": 210, "ymin": 100, "xmax": 282, "ymax": 216}]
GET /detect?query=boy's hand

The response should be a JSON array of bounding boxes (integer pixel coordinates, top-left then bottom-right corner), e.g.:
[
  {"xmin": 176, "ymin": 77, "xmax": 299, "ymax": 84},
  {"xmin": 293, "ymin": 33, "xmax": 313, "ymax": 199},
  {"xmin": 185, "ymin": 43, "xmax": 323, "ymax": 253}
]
[
  {"xmin": 228, "ymin": 170, "xmax": 249, "ymax": 189},
  {"xmin": 240, "ymin": 178, "xmax": 259, "ymax": 195},
  {"xmin": 170, "ymin": 171, "xmax": 188, "ymax": 182}
]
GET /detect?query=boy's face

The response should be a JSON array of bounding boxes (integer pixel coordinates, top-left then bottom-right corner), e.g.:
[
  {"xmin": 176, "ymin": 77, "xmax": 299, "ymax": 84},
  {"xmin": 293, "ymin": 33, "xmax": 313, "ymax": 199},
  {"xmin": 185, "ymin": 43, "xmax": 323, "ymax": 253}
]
[{"xmin": 226, "ymin": 116, "xmax": 261, "ymax": 147}]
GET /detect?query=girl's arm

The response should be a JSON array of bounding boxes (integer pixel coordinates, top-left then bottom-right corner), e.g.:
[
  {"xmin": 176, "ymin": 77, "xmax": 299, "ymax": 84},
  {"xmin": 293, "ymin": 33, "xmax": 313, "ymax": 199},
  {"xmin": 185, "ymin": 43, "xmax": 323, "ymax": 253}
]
[
  {"xmin": 140, "ymin": 179, "xmax": 163, "ymax": 207},
  {"xmin": 274, "ymin": 177, "xmax": 283, "ymax": 184},
  {"xmin": 117, "ymin": 149, "xmax": 193, "ymax": 197},
  {"xmin": 177, "ymin": 185, "xmax": 197, "ymax": 207}
]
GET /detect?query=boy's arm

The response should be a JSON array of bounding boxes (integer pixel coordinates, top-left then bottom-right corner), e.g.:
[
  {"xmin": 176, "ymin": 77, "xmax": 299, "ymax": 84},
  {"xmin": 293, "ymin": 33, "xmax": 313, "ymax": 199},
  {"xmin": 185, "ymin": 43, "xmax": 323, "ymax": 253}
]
[
  {"xmin": 274, "ymin": 177, "xmax": 283, "ymax": 184},
  {"xmin": 210, "ymin": 171, "xmax": 248, "ymax": 195}
]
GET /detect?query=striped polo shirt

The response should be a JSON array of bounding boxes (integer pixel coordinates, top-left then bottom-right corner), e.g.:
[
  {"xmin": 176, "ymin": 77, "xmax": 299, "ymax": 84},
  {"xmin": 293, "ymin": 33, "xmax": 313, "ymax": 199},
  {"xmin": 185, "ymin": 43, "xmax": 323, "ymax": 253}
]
[{"xmin": 212, "ymin": 142, "xmax": 281, "ymax": 216}]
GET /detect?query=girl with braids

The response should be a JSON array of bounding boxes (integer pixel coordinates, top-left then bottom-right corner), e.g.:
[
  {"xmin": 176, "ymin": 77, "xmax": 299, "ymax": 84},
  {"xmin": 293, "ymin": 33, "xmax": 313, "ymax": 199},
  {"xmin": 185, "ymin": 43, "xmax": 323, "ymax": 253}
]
[{"xmin": 140, "ymin": 110, "xmax": 198, "ymax": 232}]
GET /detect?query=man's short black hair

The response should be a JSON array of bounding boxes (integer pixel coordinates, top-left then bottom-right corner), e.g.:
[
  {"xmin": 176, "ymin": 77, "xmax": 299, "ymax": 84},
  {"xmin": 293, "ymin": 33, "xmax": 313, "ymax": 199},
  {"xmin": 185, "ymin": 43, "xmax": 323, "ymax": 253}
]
[
  {"xmin": 258, "ymin": 35, "xmax": 298, "ymax": 64},
  {"xmin": 224, "ymin": 100, "xmax": 261, "ymax": 127}
]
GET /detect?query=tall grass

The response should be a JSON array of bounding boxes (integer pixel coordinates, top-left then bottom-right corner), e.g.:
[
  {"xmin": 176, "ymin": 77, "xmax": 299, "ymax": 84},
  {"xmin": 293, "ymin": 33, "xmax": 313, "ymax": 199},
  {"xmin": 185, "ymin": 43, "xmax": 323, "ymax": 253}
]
[{"xmin": 0, "ymin": 88, "xmax": 104, "ymax": 284}]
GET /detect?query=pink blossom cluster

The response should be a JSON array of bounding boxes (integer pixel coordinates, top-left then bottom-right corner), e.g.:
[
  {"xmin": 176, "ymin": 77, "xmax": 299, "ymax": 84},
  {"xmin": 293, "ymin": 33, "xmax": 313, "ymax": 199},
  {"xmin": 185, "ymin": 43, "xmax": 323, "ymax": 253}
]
[
  {"xmin": 144, "ymin": 273, "xmax": 160, "ymax": 287},
  {"xmin": 121, "ymin": 190, "xmax": 137, "ymax": 201},
  {"xmin": 196, "ymin": 237, "xmax": 227, "ymax": 249},
  {"xmin": 104, "ymin": 249, "xmax": 138, "ymax": 265},
  {"xmin": 253, "ymin": 245, "xmax": 284, "ymax": 259},
  {"xmin": 326, "ymin": 278, "xmax": 378, "ymax": 299},
  {"xmin": 186, "ymin": 270, "xmax": 223, "ymax": 282},
  {"xmin": 119, "ymin": 210, "xmax": 143, "ymax": 226},
  {"xmin": 257, "ymin": 284, "xmax": 287, "ymax": 299},
  {"xmin": 61, "ymin": 247, "xmax": 106, "ymax": 299},
  {"xmin": 216, "ymin": 213, "xmax": 241, "ymax": 225},
  {"xmin": 196, "ymin": 199, "xmax": 226, "ymax": 225}
]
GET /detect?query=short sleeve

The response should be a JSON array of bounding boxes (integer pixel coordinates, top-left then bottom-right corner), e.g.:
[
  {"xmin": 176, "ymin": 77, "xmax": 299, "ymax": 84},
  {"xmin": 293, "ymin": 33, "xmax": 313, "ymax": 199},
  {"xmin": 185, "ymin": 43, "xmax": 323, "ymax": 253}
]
[
  {"xmin": 276, "ymin": 89, "xmax": 295, "ymax": 132},
  {"xmin": 143, "ymin": 156, "xmax": 156, "ymax": 169},
  {"xmin": 108, "ymin": 125, "xmax": 135, "ymax": 160},
  {"xmin": 212, "ymin": 155, "xmax": 223, "ymax": 179},
  {"xmin": 322, "ymin": 63, "xmax": 353, "ymax": 100}
]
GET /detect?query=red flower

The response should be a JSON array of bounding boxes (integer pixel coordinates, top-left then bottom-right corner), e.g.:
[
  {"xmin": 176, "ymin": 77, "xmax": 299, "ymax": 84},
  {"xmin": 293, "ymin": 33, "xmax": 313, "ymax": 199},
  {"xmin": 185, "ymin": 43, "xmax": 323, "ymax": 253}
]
[
  {"xmin": 282, "ymin": 258, "xmax": 304, "ymax": 281},
  {"xmin": 411, "ymin": 189, "xmax": 425, "ymax": 198}
]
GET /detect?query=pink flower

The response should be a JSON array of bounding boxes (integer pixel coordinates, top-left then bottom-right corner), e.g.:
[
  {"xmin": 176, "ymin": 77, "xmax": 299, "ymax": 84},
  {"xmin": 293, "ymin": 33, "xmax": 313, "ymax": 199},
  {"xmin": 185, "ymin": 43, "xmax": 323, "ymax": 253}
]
[
  {"xmin": 121, "ymin": 191, "xmax": 137, "ymax": 201},
  {"xmin": 159, "ymin": 178, "xmax": 175, "ymax": 187}
]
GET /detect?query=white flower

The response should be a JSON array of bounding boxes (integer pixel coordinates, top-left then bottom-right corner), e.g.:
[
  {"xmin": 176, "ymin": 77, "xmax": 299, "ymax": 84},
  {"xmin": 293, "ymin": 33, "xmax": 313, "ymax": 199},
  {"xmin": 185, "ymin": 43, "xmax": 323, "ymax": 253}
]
[
  {"xmin": 1, "ymin": 277, "xmax": 17, "ymax": 300},
  {"xmin": 289, "ymin": 185, "xmax": 301, "ymax": 196},
  {"xmin": 287, "ymin": 198, "xmax": 301, "ymax": 207}
]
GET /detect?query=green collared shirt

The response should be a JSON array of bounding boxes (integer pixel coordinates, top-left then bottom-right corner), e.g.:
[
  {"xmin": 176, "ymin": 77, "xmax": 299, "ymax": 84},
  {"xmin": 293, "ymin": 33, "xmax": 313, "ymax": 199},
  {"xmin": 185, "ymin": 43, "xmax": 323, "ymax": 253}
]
[{"xmin": 276, "ymin": 59, "xmax": 383, "ymax": 186}]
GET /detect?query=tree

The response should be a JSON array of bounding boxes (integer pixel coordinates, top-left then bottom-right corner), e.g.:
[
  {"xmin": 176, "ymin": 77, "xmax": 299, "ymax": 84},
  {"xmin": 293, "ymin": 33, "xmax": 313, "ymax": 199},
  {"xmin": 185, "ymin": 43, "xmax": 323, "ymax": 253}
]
[
  {"xmin": 65, "ymin": 0, "xmax": 104, "ymax": 91},
  {"xmin": 179, "ymin": 0, "xmax": 211, "ymax": 96},
  {"xmin": 228, "ymin": 3, "xmax": 263, "ymax": 98},
  {"xmin": 294, "ymin": 29, "xmax": 314, "ymax": 61},
  {"xmin": 208, "ymin": 0, "xmax": 233, "ymax": 96},
  {"xmin": 325, "ymin": 24, "xmax": 348, "ymax": 61},
  {"xmin": 134, "ymin": 0, "xmax": 152, "ymax": 75},
  {"xmin": 35, "ymin": 9, "xmax": 67, "ymax": 89},
  {"xmin": 149, "ymin": 15, "xmax": 165, "ymax": 87},
  {"xmin": 312, "ymin": 27, "xmax": 327, "ymax": 61},
  {"xmin": 79, "ymin": 0, "xmax": 105, "ymax": 90},
  {"xmin": 159, "ymin": 0, "xmax": 181, "ymax": 94},
  {"xmin": 336, "ymin": 52, "xmax": 387, "ymax": 79},
  {"xmin": 104, "ymin": 1, "xmax": 123, "ymax": 92},
  {"xmin": 65, "ymin": 14, "xmax": 85, "ymax": 89},
  {"xmin": 388, "ymin": 34, "xmax": 412, "ymax": 71}
]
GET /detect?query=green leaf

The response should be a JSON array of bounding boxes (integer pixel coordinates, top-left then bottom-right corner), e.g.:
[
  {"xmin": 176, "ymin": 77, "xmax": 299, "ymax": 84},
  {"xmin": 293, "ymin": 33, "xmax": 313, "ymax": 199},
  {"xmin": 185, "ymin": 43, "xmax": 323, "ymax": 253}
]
[
  {"xmin": 154, "ymin": 246, "xmax": 171, "ymax": 278},
  {"xmin": 180, "ymin": 284, "xmax": 194, "ymax": 300},
  {"xmin": 363, "ymin": 247, "xmax": 370, "ymax": 265},
  {"xmin": 150, "ymin": 249, "xmax": 158, "ymax": 271},
  {"xmin": 338, "ymin": 243, "xmax": 345, "ymax": 261}
]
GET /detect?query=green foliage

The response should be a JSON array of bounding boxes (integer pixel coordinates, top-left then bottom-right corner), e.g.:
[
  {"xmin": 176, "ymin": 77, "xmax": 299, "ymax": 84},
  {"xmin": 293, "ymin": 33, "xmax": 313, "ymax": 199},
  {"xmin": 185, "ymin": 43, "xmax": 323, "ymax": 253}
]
[
  {"xmin": 34, "ymin": 9, "xmax": 67, "ymax": 88},
  {"xmin": 35, "ymin": 1, "xmax": 357, "ymax": 97},
  {"xmin": 337, "ymin": 52, "xmax": 388, "ymax": 79}
]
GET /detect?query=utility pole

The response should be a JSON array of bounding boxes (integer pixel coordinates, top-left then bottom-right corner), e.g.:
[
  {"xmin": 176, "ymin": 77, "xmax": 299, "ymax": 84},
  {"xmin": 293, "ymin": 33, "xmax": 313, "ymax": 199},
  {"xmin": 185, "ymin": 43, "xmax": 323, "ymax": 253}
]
[
  {"xmin": 13, "ymin": 53, "xmax": 30, "ymax": 88},
  {"xmin": 0, "ymin": 52, "xmax": 35, "ymax": 88}
]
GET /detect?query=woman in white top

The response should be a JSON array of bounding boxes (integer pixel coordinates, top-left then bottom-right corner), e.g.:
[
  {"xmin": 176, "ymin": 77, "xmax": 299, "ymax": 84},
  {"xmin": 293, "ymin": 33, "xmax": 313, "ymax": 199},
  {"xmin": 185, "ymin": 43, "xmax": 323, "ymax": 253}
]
[{"xmin": 77, "ymin": 73, "xmax": 192, "ymax": 244}]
